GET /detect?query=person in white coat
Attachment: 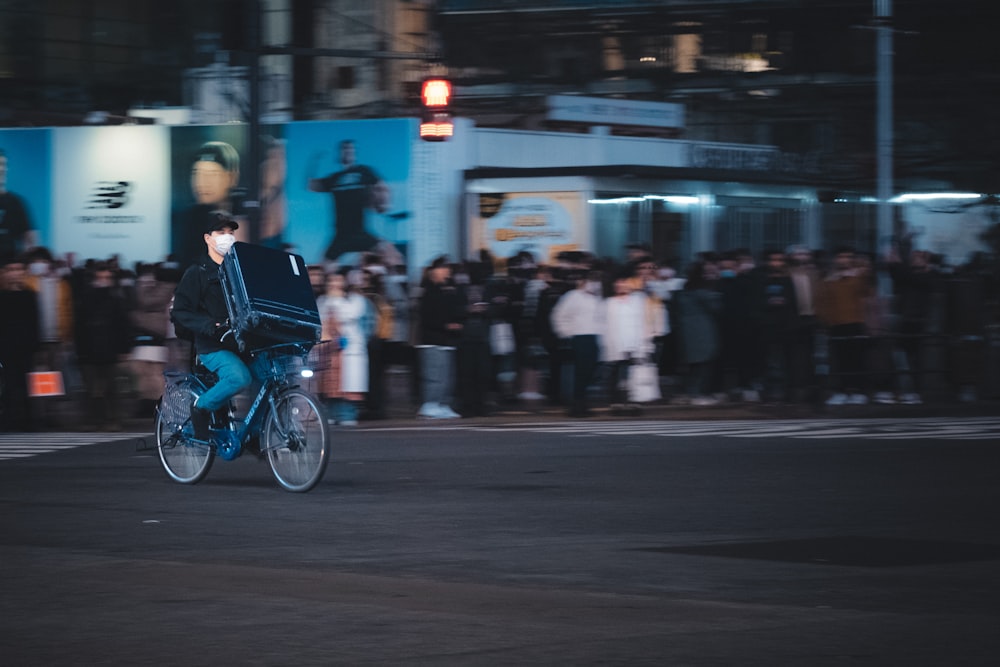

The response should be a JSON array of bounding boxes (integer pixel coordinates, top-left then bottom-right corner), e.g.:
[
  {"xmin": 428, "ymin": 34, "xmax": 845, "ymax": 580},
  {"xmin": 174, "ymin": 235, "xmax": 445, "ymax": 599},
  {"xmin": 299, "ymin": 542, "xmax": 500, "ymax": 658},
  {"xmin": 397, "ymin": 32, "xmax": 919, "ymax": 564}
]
[
  {"xmin": 550, "ymin": 270, "xmax": 604, "ymax": 417},
  {"xmin": 602, "ymin": 268, "xmax": 664, "ymax": 413},
  {"xmin": 316, "ymin": 270, "xmax": 369, "ymax": 425}
]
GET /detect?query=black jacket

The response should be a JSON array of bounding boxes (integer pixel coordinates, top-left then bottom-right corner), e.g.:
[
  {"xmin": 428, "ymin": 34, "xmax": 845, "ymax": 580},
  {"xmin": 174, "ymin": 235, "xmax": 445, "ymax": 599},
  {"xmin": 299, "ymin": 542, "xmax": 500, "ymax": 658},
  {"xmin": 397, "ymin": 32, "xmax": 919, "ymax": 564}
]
[
  {"xmin": 0, "ymin": 288, "xmax": 40, "ymax": 364},
  {"xmin": 74, "ymin": 284, "xmax": 132, "ymax": 364},
  {"xmin": 419, "ymin": 280, "xmax": 463, "ymax": 347},
  {"xmin": 171, "ymin": 255, "xmax": 231, "ymax": 354}
]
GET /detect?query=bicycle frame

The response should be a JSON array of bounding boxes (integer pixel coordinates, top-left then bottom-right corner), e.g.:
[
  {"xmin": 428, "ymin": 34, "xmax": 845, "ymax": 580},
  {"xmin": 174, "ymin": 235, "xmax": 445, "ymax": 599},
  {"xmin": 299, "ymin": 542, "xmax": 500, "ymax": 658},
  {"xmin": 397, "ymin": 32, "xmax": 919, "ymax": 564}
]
[
  {"xmin": 157, "ymin": 339, "xmax": 330, "ymax": 492},
  {"xmin": 195, "ymin": 342, "xmax": 313, "ymax": 461}
]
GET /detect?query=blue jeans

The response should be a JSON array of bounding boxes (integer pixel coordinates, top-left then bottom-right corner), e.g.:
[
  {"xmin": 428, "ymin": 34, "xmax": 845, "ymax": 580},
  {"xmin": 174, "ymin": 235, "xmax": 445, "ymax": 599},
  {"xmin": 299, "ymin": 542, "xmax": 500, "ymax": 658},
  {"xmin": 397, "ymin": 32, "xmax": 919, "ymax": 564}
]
[
  {"xmin": 416, "ymin": 345, "xmax": 455, "ymax": 405},
  {"xmin": 326, "ymin": 398, "xmax": 359, "ymax": 423},
  {"xmin": 194, "ymin": 350, "xmax": 256, "ymax": 412}
]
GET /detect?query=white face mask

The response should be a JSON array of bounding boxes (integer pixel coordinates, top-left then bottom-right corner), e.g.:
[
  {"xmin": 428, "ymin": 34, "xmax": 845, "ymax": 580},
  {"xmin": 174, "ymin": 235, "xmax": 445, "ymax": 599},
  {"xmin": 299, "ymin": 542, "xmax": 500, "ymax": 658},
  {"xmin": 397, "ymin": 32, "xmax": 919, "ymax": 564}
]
[
  {"xmin": 29, "ymin": 261, "xmax": 49, "ymax": 276},
  {"xmin": 584, "ymin": 281, "xmax": 602, "ymax": 295},
  {"xmin": 213, "ymin": 233, "xmax": 236, "ymax": 256}
]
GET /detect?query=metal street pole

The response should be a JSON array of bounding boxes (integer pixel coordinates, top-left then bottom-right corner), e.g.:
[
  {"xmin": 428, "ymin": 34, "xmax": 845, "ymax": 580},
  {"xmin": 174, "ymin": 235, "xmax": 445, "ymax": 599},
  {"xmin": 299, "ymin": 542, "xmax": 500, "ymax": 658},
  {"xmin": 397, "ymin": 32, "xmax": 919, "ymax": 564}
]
[
  {"xmin": 875, "ymin": 0, "xmax": 893, "ymax": 259},
  {"xmin": 246, "ymin": 0, "xmax": 262, "ymax": 244}
]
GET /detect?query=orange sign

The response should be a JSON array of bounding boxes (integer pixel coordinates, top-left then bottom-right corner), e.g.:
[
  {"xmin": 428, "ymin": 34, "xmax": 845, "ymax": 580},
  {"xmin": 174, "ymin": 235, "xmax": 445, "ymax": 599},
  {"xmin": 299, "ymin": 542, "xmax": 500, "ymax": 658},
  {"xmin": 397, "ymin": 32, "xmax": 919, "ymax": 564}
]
[{"xmin": 28, "ymin": 371, "xmax": 66, "ymax": 397}]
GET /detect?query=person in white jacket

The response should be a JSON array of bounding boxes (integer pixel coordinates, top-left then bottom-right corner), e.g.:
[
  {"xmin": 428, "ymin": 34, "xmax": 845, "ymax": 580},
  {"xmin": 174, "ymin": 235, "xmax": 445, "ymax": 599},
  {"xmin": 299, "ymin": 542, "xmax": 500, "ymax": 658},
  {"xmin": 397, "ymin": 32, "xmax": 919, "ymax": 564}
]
[
  {"xmin": 550, "ymin": 270, "xmax": 604, "ymax": 417},
  {"xmin": 601, "ymin": 269, "xmax": 665, "ymax": 413},
  {"xmin": 316, "ymin": 270, "xmax": 370, "ymax": 425}
]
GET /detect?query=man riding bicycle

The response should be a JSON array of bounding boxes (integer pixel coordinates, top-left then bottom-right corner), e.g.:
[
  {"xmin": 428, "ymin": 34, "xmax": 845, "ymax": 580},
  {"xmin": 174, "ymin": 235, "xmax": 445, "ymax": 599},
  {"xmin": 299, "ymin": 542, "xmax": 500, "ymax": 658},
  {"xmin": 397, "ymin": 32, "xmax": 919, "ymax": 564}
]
[{"xmin": 170, "ymin": 211, "xmax": 256, "ymax": 440}]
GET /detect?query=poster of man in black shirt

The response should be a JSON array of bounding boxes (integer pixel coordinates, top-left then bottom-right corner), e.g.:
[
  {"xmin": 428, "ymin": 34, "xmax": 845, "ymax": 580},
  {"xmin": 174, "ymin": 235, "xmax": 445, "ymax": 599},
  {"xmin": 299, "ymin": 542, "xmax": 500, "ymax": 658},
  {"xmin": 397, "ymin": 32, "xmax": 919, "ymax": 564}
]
[
  {"xmin": 0, "ymin": 149, "xmax": 38, "ymax": 263},
  {"xmin": 307, "ymin": 139, "xmax": 390, "ymax": 261}
]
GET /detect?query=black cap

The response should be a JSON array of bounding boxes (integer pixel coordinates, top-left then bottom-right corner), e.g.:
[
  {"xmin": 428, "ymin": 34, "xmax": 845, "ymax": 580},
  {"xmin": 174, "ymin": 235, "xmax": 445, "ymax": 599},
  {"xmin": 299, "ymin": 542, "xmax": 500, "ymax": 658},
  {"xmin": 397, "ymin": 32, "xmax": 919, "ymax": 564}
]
[{"xmin": 204, "ymin": 210, "xmax": 239, "ymax": 235}]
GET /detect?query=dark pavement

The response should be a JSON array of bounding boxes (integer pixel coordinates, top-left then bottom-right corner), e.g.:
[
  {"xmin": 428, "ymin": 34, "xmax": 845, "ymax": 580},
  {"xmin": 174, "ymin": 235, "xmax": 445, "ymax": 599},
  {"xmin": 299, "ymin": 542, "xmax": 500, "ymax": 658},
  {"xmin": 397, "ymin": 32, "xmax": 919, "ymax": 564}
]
[{"xmin": 2, "ymin": 411, "xmax": 999, "ymax": 665}]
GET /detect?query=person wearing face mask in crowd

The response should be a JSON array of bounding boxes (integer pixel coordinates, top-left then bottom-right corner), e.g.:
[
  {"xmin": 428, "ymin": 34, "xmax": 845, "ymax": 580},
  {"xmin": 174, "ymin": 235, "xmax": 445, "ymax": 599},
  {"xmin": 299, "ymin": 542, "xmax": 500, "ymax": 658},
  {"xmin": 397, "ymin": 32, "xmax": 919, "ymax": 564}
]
[
  {"xmin": 415, "ymin": 256, "xmax": 463, "ymax": 419},
  {"xmin": 128, "ymin": 261, "xmax": 178, "ymax": 419},
  {"xmin": 816, "ymin": 247, "xmax": 873, "ymax": 405},
  {"xmin": 0, "ymin": 258, "xmax": 40, "ymax": 431},
  {"xmin": 550, "ymin": 269, "xmax": 605, "ymax": 417},
  {"xmin": 675, "ymin": 261, "xmax": 723, "ymax": 406},
  {"xmin": 169, "ymin": 212, "xmax": 258, "ymax": 440},
  {"xmin": 644, "ymin": 263, "xmax": 685, "ymax": 384},
  {"xmin": 601, "ymin": 265, "xmax": 663, "ymax": 415},
  {"xmin": 786, "ymin": 245, "xmax": 822, "ymax": 403},
  {"xmin": 23, "ymin": 247, "xmax": 76, "ymax": 427},
  {"xmin": 759, "ymin": 249, "xmax": 798, "ymax": 403},
  {"xmin": 24, "ymin": 248, "xmax": 74, "ymax": 367},
  {"xmin": 73, "ymin": 261, "xmax": 133, "ymax": 431},
  {"xmin": 713, "ymin": 250, "xmax": 763, "ymax": 402},
  {"xmin": 358, "ymin": 263, "xmax": 394, "ymax": 421},
  {"xmin": 380, "ymin": 262, "xmax": 412, "ymax": 371},
  {"xmin": 315, "ymin": 269, "xmax": 370, "ymax": 426}
]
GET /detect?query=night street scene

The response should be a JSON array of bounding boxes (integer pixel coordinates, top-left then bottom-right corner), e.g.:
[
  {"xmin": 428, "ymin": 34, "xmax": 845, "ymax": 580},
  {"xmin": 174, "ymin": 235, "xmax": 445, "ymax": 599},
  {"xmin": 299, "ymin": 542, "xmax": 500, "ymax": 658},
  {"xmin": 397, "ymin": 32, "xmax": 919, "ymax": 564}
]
[{"xmin": 1, "ymin": 1, "xmax": 999, "ymax": 665}]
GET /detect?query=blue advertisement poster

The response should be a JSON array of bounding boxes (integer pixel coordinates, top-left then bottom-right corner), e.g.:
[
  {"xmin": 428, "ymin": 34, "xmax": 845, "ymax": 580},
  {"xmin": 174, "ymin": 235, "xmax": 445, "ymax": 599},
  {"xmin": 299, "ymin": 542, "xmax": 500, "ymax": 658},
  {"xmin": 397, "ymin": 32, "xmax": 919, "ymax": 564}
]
[
  {"xmin": 284, "ymin": 119, "xmax": 412, "ymax": 267},
  {"xmin": 0, "ymin": 128, "xmax": 51, "ymax": 257},
  {"xmin": 3, "ymin": 118, "xmax": 419, "ymax": 269}
]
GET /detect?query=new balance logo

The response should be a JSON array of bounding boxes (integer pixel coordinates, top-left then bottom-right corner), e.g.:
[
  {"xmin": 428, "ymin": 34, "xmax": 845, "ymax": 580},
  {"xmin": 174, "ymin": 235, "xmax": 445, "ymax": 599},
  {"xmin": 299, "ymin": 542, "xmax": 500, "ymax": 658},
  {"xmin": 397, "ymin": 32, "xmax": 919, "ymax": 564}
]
[{"xmin": 86, "ymin": 181, "xmax": 132, "ymax": 209}]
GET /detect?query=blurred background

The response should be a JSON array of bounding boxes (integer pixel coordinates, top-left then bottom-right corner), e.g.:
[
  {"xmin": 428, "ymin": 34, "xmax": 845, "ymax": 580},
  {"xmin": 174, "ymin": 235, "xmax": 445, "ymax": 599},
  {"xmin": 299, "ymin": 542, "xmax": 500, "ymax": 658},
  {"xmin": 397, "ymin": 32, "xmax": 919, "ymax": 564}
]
[{"xmin": 1, "ymin": 1, "xmax": 999, "ymax": 265}]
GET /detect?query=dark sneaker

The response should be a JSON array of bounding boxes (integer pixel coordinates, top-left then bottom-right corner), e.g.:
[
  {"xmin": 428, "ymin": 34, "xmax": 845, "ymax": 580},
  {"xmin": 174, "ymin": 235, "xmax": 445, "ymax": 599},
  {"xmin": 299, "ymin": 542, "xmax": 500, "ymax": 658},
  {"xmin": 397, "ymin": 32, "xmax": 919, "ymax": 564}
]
[
  {"xmin": 190, "ymin": 407, "xmax": 212, "ymax": 441},
  {"xmin": 212, "ymin": 407, "xmax": 231, "ymax": 431}
]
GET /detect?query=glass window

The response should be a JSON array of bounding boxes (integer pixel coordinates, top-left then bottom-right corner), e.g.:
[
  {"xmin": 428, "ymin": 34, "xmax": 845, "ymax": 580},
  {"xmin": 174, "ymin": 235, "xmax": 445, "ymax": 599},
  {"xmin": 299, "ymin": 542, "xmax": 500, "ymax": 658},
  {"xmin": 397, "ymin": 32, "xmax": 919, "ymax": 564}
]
[{"xmin": 589, "ymin": 193, "xmax": 692, "ymax": 264}]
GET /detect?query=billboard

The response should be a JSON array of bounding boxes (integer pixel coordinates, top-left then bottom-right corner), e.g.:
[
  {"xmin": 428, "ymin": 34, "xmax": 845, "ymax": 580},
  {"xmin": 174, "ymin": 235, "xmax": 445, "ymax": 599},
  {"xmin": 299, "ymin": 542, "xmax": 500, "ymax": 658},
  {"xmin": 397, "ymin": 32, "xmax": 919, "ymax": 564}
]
[
  {"xmin": 1, "ymin": 118, "xmax": 421, "ymax": 270},
  {"xmin": 168, "ymin": 124, "xmax": 249, "ymax": 267},
  {"xmin": 285, "ymin": 119, "xmax": 414, "ymax": 267},
  {"xmin": 52, "ymin": 125, "xmax": 170, "ymax": 267},
  {"xmin": 469, "ymin": 191, "xmax": 586, "ymax": 264},
  {"xmin": 0, "ymin": 128, "xmax": 51, "ymax": 257}
]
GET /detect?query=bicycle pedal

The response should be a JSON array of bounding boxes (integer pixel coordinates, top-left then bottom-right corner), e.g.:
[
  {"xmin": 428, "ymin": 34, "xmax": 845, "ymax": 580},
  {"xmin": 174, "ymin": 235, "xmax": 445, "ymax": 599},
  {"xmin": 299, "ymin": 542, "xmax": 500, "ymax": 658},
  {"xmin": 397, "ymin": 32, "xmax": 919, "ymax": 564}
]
[{"xmin": 217, "ymin": 439, "xmax": 242, "ymax": 461}]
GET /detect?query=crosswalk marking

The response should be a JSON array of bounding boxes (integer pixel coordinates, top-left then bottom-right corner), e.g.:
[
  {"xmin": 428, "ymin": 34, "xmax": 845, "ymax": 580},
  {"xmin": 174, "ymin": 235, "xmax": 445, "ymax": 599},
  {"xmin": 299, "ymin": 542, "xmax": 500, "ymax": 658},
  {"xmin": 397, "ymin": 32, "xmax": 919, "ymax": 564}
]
[
  {"xmin": 0, "ymin": 433, "xmax": 149, "ymax": 461},
  {"xmin": 368, "ymin": 417, "xmax": 1000, "ymax": 442},
  {"xmin": 4, "ymin": 418, "xmax": 998, "ymax": 461}
]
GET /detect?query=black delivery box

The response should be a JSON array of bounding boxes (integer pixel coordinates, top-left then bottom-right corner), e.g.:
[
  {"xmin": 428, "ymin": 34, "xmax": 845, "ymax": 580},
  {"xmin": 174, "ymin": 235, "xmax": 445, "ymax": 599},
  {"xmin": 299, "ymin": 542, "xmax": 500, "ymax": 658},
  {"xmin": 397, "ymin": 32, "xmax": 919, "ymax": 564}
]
[{"xmin": 220, "ymin": 242, "xmax": 321, "ymax": 351}]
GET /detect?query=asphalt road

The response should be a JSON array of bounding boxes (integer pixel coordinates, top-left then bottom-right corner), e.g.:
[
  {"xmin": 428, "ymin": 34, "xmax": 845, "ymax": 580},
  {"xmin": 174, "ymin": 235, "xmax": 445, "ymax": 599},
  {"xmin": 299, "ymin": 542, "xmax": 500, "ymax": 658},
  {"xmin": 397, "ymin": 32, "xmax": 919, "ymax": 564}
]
[{"xmin": 2, "ymin": 418, "xmax": 999, "ymax": 666}]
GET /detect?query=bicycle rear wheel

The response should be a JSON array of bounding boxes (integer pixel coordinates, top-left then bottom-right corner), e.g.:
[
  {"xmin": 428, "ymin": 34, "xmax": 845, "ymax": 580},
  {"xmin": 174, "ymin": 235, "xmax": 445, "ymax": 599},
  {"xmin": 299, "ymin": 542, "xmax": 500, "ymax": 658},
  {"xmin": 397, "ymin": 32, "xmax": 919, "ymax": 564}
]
[
  {"xmin": 263, "ymin": 389, "xmax": 329, "ymax": 492},
  {"xmin": 156, "ymin": 377, "xmax": 214, "ymax": 484}
]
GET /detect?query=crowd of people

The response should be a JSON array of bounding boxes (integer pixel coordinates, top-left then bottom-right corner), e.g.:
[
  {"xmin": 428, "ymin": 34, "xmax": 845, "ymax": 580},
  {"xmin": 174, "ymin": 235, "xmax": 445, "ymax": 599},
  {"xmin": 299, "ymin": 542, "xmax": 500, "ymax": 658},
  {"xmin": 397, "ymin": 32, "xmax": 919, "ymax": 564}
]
[
  {"xmin": 395, "ymin": 242, "xmax": 999, "ymax": 419},
  {"xmin": 1, "ymin": 239, "xmax": 998, "ymax": 432},
  {"xmin": 0, "ymin": 248, "xmax": 181, "ymax": 432}
]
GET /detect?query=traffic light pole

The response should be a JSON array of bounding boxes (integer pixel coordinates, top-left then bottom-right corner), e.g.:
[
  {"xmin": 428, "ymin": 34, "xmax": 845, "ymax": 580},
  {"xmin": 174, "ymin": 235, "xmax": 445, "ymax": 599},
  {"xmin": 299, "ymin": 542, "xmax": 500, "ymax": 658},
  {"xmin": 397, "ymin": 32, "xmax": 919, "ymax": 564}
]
[
  {"xmin": 875, "ymin": 0, "xmax": 893, "ymax": 260},
  {"xmin": 247, "ymin": 0, "xmax": 262, "ymax": 243},
  {"xmin": 242, "ymin": 3, "xmax": 435, "ymax": 232}
]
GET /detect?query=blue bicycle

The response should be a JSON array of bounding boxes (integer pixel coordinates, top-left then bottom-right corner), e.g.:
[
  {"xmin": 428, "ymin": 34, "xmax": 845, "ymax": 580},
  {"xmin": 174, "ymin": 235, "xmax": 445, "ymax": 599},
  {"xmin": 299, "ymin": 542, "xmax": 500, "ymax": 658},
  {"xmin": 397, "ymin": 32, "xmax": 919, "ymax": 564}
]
[{"xmin": 155, "ymin": 341, "xmax": 330, "ymax": 492}]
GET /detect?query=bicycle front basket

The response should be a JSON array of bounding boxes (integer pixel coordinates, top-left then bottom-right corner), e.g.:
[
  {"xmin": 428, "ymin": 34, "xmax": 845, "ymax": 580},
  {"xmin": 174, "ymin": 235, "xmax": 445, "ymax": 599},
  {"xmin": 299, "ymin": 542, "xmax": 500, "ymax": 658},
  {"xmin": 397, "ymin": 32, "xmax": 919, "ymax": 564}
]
[{"xmin": 263, "ymin": 351, "xmax": 307, "ymax": 380}]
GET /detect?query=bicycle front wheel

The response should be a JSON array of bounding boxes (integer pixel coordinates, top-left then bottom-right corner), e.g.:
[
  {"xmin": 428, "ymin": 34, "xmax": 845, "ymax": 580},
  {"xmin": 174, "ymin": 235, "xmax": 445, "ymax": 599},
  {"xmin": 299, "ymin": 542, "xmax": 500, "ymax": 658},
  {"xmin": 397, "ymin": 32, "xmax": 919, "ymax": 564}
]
[
  {"xmin": 263, "ymin": 389, "xmax": 330, "ymax": 492},
  {"xmin": 156, "ymin": 378, "xmax": 214, "ymax": 484}
]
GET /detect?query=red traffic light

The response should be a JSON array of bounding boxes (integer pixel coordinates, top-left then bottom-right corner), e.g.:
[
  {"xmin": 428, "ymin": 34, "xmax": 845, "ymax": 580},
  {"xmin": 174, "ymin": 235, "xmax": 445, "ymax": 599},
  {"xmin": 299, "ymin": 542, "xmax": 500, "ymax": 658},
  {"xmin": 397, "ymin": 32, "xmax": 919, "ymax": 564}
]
[
  {"xmin": 421, "ymin": 78, "xmax": 452, "ymax": 108},
  {"xmin": 420, "ymin": 116, "xmax": 454, "ymax": 141}
]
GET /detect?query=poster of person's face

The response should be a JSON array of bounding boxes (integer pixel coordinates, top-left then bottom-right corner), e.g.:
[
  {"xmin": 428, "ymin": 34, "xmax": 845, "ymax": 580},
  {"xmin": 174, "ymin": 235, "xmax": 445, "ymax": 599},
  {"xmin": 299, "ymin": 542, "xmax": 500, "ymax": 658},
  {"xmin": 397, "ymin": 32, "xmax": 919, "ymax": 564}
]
[
  {"xmin": 51, "ymin": 125, "xmax": 170, "ymax": 266},
  {"xmin": 169, "ymin": 125, "xmax": 249, "ymax": 266},
  {"xmin": 0, "ymin": 128, "xmax": 51, "ymax": 248},
  {"xmin": 284, "ymin": 119, "xmax": 412, "ymax": 266}
]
